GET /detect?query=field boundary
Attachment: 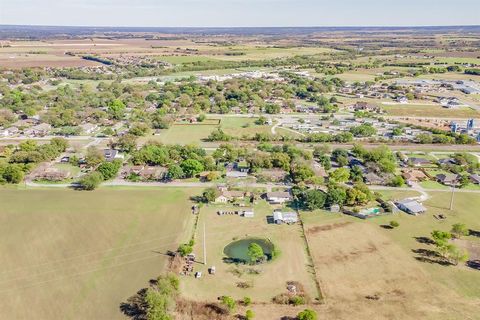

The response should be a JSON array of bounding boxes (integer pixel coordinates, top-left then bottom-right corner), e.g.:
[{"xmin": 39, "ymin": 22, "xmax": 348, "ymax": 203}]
[{"xmin": 298, "ymin": 212, "xmax": 326, "ymax": 304}]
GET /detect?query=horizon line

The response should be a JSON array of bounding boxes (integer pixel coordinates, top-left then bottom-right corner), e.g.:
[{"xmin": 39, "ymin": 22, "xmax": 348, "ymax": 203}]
[{"xmin": 1, "ymin": 23, "xmax": 480, "ymax": 29}]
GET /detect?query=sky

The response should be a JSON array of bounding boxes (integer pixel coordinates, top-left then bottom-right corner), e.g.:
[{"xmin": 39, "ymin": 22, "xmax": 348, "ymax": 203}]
[{"xmin": 1, "ymin": 0, "xmax": 479, "ymax": 27}]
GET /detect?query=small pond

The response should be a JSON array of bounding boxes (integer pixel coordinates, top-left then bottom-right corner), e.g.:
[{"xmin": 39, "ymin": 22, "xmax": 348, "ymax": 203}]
[{"xmin": 223, "ymin": 237, "xmax": 275, "ymax": 263}]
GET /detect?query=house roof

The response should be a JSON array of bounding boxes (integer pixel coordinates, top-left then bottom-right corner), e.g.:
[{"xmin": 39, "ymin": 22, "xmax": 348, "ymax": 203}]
[
  {"xmin": 226, "ymin": 171, "xmax": 248, "ymax": 178},
  {"xmin": 266, "ymin": 191, "xmax": 291, "ymax": 199},
  {"xmin": 409, "ymin": 157, "xmax": 431, "ymax": 165},
  {"xmin": 436, "ymin": 173, "xmax": 459, "ymax": 183},
  {"xmin": 364, "ymin": 172, "xmax": 384, "ymax": 183},
  {"xmin": 470, "ymin": 174, "xmax": 480, "ymax": 183},
  {"xmin": 397, "ymin": 199, "xmax": 426, "ymax": 213},
  {"xmin": 402, "ymin": 170, "xmax": 427, "ymax": 181}
]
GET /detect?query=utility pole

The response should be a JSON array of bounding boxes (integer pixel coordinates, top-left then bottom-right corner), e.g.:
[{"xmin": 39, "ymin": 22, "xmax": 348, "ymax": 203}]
[
  {"xmin": 203, "ymin": 221, "xmax": 207, "ymax": 265},
  {"xmin": 449, "ymin": 185, "xmax": 455, "ymax": 211}
]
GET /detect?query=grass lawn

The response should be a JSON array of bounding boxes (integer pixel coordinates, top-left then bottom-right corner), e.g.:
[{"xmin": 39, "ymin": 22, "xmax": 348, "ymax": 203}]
[
  {"xmin": 0, "ymin": 188, "xmax": 198, "ymax": 320},
  {"xmin": 300, "ymin": 191, "xmax": 480, "ymax": 319},
  {"xmin": 54, "ymin": 163, "xmax": 82, "ymax": 177},
  {"xmin": 370, "ymin": 192, "xmax": 480, "ymax": 299},
  {"xmin": 143, "ymin": 124, "xmax": 217, "ymax": 145},
  {"xmin": 143, "ymin": 117, "xmax": 272, "ymax": 145},
  {"xmin": 419, "ymin": 180, "xmax": 450, "ymax": 190},
  {"xmin": 220, "ymin": 117, "xmax": 273, "ymax": 137},
  {"xmin": 381, "ymin": 104, "xmax": 480, "ymax": 118},
  {"xmin": 181, "ymin": 200, "xmax": 318, "ymax": 303},
  {"xmin": 462, "ymin": 184, "xmax": 480, "ymax": 190}
]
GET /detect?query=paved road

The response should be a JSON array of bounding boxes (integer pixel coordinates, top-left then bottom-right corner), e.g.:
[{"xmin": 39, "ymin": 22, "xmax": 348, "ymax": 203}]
[
  {"xmin": 24, "ymin": 180, "xmax": 480, "ymax": 196},
  {"xmin": 25, "ymin": 179, "xmax": 283, "ymax": 191}
]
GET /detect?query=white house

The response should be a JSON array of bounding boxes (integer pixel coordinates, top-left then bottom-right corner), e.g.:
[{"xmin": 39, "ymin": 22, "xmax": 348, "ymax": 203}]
[
  {"xmin": 273, "ymin": 211, "xmax": 298, "ymax": 224},
  {"xmin": 396, "ymin": 199, "xmax": 426, "ymax": 215},
  {"xmin": 266, "ymin": 191, "xmax": 292, "ymax": 204}
]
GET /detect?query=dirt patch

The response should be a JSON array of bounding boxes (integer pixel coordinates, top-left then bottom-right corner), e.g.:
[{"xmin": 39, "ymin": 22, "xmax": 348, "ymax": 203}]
[
  {"xmin": 454, "ymin": 239, "xmax": 480, "ymax": 260},
  {"xmin": 306, "ymin": 221, "xmax": 352, "ymax": 234},
  {"xmin": 175, "ymin": 299, "xmax": 229, "ymax": 320}
]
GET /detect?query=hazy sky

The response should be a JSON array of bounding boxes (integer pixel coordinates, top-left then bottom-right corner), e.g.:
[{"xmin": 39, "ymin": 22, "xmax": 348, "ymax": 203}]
[{"xmin": 1, "ymin": 0, "xmax": 479, "ymax": 27}]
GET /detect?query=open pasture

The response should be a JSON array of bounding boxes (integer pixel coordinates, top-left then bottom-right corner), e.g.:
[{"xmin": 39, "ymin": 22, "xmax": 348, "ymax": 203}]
[
  {"xmin": 381, "ymin": 103, "xmax": 480, "ymax": 118},
  {"xmin": 0, "ymin": 187, "xmax": 197, "ymax": 320},
  {"xmin": 303, "ymin": 208, "xmax": 480, "ymax": 319}
]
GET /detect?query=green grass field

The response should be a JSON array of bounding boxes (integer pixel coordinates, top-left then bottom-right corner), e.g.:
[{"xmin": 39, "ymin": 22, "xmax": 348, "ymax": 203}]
[
  {"xmin": 0, "ymin": 187, "xmax": 198, "ymax": 320},
  {"xmin": 371, "ymin": 192, "xmax": 480, "ymax": 298},
  {"xmin": 381, "ymin": 104, "xmax": 480, "ymax": 118},
  {"xmin": 143, "ymin": 117, "xmax": 272, "ymax": 145}
]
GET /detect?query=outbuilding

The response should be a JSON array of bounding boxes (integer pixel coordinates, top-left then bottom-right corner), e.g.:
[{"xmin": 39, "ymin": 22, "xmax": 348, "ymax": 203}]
[
  {"xmin": 273, "ymin": 211, "xmax": 298, "ymax": 224},
  {"xmin": 396, "ymin": 199, "xmax": 427, "ymax": 215},
  {"xmin": 243, "ymin": 208, "xmax": 255, "ymax": 218}
]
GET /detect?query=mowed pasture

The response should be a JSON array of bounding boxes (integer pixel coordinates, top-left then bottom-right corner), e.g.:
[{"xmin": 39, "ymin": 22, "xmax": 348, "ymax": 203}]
[
  {"xmin": 143, "ymin": 116, "xmax": 271, "ymax": 145},
  {"xmin": 381, "ymin": 103, "xmax": 480, "ymax": 118},
  {"xmin": 0, "ymin": 187, "xmax": 197, "ymax": 320},
  {"xmin": 371, "ymin": 192, "xmax": 480, "ymax": 298},
  {"xmin": 300, "ymin": 191, "xmax": 480, "ymax": 320},
  {"xmin": 180, "ymin": 200, "xmax": 318, "ymax": 303}
]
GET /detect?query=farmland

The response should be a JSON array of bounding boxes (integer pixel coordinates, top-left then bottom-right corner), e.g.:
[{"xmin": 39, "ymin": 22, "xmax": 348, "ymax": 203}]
[
  {"xmin": 0, "ymin": 187, "xmax": 198, "ymax": 320},
  {"xmin": 0, "ymin": 24, "xmax": 480, "ymax": 320},
  {"xmin": 381, "ymin": 103, "xmax": 480, "ymax": 118},
  {"xmin": 181, "ymin": 200, "xmax": 318, "ymax": 303},
  {"xmin": 299, "ymin": 191, "xmax": 480, "ymax": 319}
]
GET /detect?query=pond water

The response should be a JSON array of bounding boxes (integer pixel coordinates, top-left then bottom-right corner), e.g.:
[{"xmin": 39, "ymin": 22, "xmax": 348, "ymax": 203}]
[{"xmin": 223, "ymin": 238, "xmax": 274, "ymax": 263}]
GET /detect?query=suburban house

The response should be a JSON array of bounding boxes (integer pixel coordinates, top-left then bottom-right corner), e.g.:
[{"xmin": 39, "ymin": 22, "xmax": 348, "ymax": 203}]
[
  {"xmin": 348, "ymin": 101, "xmax": 381, "ymax": 113},
  {"xmin": 402, "ymin": 169, "xmax": 428, "ymax": 183},
  {"xmin": 438, "ymin": 158, "xmax": 457, "ymax": 166},
  {"xmin": 436, "ymin": 173, "xmax": 460, "ymax": 186},
  {"xmin": 396, "ymin": 198, "xmax": 427, "ymax": 215},
  {"xmin": 215, "ymin": 189, "xmax": 247, "ymax": 203},
  {"xmin": 364, "ymin": 172, "xmax": 385, "ymax": 185},
  {"xmin": 408, "ymin": 157, "xmax": 431, "ymax": 167},
  {"xmin": 25, "ymin": 123, "xmax": 52, "ymax": 137},
  {"xmin": 470, "ymin": 174, "xmax": 480, "ymax": 185},
  {"xmin": 226, "ymin": 171, "xmax": 248, "ymax": 178},
  {"xmin": 139, "ymin": 166, "xmax": 168, "ymax": 181},
  {"xmin": 265, "ymin": 191, "xmax": 292, "ymax": 204},
  {"xmin": 273, "ymin": 211, "xmax": 298, "ymax": 224},
  {"xmin": 225, "ymin": 160, "xmax": 250, "ymax": 178},
  {"xmin": 104, "ymin": 149, "xmax": 124, "ymax": 162}
]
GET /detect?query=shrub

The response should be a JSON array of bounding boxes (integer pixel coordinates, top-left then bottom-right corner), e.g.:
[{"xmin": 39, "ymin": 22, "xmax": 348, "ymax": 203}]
[
  {"xmin": 79, "ymin": 172, "xmax": 103, "ymax": 190},
  {"xmin": 298, "ymin": 309, "xmax": 318, "ymax": 320},
  {"xmin": 289, "ymin": 295, "xmax": 305, "ymax": 306},
  {"xmin": 220, "ymin": 296, "xmax": 236, "ymax": 313},
  {"xmin": 178, "ymin": 243, "xmax": 193, "ymax": 257},
  {"xmin": 390, "ymin": 220, "xmax": 400, "ymax": 228}
]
